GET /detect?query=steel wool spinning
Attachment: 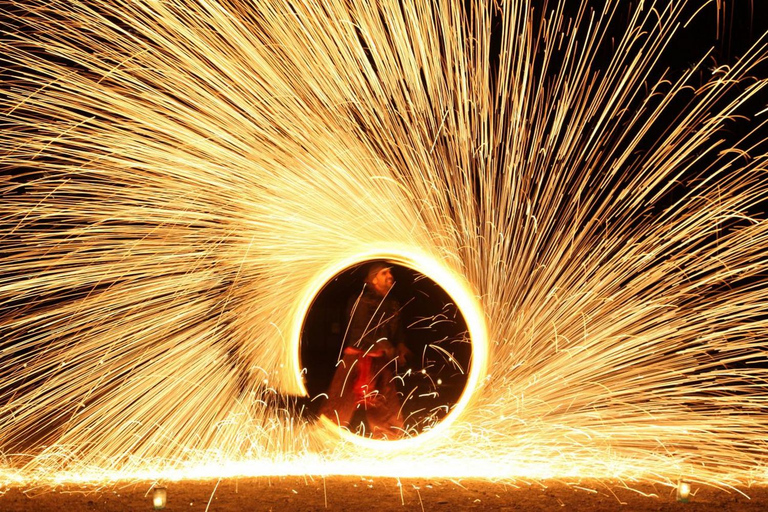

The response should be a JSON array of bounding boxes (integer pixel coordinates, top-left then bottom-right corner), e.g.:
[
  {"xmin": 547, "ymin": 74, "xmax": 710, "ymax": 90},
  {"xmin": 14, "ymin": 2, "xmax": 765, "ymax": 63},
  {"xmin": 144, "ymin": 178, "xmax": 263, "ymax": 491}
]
[{"xmin": 1, "ymin": 0, "xmax": 767, "ymax": 487}]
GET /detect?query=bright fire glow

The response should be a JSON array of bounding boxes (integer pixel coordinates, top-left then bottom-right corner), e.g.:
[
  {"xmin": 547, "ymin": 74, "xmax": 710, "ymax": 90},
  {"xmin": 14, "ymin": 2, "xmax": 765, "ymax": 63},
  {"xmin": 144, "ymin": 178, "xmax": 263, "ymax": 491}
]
[
  {"xmin": 290, "ymin": 246, "xmax": 488, "ymax": 449},
  {"xmin": 1, "ymin": 0, "xmax": 768, "ymax": 490}
]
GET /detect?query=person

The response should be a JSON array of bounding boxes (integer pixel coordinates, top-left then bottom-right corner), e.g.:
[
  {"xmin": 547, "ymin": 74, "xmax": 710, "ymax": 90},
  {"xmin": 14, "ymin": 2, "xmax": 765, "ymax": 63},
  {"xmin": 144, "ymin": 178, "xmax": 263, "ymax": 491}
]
[{"xmin": 319, "ymin": 262, "xmax": 411, "ymax": 439}]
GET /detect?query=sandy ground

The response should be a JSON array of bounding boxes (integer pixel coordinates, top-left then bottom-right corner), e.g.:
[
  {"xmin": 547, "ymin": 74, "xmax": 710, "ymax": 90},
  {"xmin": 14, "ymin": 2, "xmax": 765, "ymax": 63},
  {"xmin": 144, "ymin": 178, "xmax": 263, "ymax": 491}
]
[{"xmin": 1, "ymin": 477, "xmax": 767, "ymax": 511}]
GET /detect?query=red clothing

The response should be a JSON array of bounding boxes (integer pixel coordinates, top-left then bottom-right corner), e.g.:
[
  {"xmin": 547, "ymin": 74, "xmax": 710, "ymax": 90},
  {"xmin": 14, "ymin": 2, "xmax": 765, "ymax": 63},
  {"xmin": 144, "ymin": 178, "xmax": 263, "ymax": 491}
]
[
  {"xmin": 319, "ymin": 287, "xmax": 405, "ymax": 439},
  {"xmin": 320, "ymin": 347, "xmax": 403, "ymax": 438}
]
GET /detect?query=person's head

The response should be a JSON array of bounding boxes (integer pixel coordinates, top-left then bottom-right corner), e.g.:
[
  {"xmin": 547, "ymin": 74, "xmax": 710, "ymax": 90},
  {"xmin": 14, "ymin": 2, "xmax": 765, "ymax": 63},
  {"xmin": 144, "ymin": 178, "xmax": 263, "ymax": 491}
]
[{"xmin": 365, "ymin": 262, "xmax": 394, "ymax": 296}]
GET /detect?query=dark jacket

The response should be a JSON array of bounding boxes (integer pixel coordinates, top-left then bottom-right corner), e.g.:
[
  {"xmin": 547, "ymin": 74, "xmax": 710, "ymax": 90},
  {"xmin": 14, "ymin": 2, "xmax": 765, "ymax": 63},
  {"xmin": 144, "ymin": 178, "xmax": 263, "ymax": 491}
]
[{"xmin": 344, "ymin": 287, "xmax": 403, "ymax": 353}]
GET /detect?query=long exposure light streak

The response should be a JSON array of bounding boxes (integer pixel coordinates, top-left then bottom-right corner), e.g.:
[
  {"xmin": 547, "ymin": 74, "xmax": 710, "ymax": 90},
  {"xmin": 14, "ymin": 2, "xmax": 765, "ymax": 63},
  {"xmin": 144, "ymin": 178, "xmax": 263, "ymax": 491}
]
[
  {"xmin": 289, "ymin": 247, "xmax": 488, "ymax": 447},
  {"xmin": 1, "ymin": 0, "xmax": 767, "ymax": 488}
]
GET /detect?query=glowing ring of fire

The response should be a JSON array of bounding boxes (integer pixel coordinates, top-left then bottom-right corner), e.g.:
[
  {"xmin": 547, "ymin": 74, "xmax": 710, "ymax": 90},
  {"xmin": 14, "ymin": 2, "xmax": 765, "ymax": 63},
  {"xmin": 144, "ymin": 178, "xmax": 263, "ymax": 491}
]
[{"xmin": 290, "ymin": 245, "xmax": 488, "ymax": 449}]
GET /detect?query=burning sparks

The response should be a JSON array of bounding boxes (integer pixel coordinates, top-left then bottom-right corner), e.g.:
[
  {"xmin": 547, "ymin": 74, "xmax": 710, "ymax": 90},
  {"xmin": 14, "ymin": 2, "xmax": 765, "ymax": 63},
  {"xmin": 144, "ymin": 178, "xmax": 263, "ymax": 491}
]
[
  {"xmin": 1, "ymin": 0, "xmax": 768, "ymax": 489},
  {"xmin": 290, "ymin": 249, "xmax": 488, "ymax": 444}
]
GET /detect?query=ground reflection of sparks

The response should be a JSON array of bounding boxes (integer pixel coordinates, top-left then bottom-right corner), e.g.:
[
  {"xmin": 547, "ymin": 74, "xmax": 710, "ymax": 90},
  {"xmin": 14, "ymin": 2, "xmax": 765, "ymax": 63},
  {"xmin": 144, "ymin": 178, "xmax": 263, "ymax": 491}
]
[{"xmin": 1, "ymin": 0, "xmax": 767, "ymax": 489}]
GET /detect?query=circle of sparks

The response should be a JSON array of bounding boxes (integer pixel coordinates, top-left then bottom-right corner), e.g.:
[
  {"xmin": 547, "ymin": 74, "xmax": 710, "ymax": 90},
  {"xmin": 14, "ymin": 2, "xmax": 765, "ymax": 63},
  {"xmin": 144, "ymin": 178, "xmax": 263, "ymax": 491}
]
[{"xmin": 291, "ymin": 246, "xmax": 488, "ymax": 448}]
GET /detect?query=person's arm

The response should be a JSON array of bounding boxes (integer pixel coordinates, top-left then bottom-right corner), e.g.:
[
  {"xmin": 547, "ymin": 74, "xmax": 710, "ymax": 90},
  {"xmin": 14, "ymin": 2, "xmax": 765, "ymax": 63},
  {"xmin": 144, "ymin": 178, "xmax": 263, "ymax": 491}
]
[
  {"xmin": 344, "ymin": 292, "xmax": 387, "ymax": 353},
  {"xmin": 344, "ymin": 292, "xmax": 368, "ymax": 348}
]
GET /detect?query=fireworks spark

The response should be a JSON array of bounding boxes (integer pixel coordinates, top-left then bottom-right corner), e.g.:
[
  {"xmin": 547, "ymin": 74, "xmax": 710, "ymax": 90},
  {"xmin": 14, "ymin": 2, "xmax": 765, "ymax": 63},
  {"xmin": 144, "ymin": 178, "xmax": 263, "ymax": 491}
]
[{"xmin": 1, "ymin": 0, "xmax": 767, "ymax": 489}]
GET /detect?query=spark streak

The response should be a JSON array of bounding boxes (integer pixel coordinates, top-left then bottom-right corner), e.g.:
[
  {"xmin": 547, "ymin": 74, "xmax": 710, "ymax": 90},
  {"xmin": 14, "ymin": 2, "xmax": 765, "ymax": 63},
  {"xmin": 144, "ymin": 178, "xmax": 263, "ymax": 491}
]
[{"xmin": 1, "ymin": 0, "xmax": 768, "ymax": 488}]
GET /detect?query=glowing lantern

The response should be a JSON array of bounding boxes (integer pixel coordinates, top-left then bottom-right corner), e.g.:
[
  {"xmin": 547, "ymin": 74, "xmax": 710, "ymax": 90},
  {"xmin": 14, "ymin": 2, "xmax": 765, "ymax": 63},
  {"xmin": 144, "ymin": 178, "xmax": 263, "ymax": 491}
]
[
  {"xmin": 153, "ymin": 486, "xmax": 167, "ymax": 509},
  {"xmin": 676, "ymin": 480, "xmax": 690, "ymax": 503}
]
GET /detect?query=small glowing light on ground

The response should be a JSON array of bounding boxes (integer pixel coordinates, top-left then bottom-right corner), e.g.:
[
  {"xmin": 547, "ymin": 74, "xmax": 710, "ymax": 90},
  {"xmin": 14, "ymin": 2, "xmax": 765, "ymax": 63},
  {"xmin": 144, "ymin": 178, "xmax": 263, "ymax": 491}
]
[
  {"xmin": 677, "ymin": 481, "xmax": 691, "ymax": 503},
  {"xmin": 152, "ymin": 486, "xmax": 167, "ymax": 509}
]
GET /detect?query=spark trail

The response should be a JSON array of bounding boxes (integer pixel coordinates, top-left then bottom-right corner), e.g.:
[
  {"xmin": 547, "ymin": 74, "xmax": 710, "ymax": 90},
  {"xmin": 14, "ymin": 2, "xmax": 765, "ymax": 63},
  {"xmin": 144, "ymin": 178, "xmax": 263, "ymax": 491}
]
[{"xmin": 1, "ymin": 0, "xmax": 768, "ymax": 488}]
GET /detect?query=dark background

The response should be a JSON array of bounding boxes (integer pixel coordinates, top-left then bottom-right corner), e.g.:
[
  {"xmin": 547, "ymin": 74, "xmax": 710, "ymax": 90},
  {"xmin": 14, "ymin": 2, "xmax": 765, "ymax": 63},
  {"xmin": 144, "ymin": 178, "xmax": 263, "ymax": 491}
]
[{"xmin": 300, "ymin": 261, "xmax": 472, "ymax": 433}]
